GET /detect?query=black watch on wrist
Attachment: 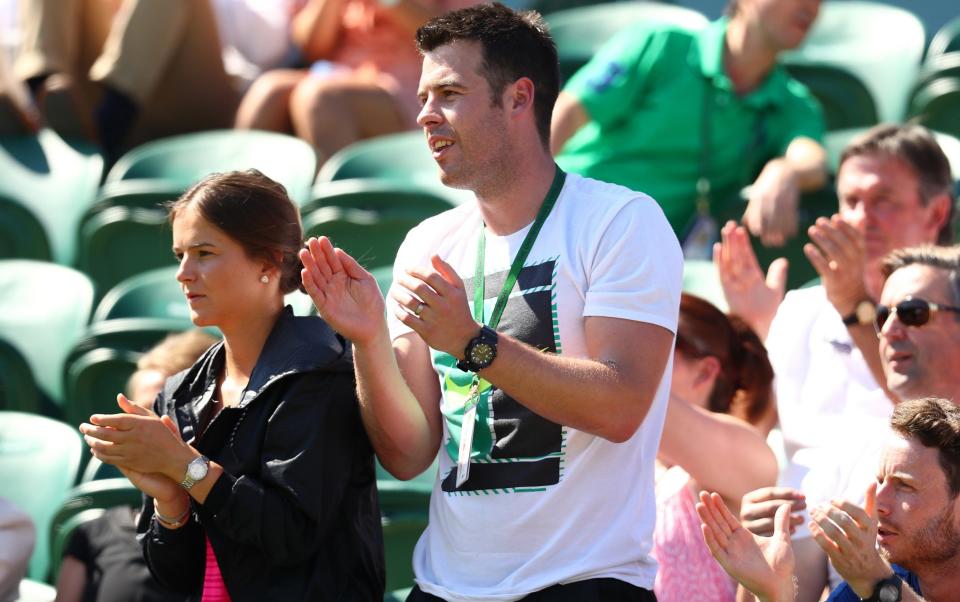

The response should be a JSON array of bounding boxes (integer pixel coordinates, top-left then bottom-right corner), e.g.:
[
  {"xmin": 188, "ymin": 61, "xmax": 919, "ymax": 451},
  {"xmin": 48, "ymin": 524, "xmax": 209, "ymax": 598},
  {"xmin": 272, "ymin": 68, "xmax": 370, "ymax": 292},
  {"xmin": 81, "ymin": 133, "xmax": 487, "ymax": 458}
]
[
  {"xmin": 861, "ymin": 574, "xmax": 902, "ymax": 602},
  {"xmin": 456, "ymin": 325, "xmax": 498, "ymax": 373}
]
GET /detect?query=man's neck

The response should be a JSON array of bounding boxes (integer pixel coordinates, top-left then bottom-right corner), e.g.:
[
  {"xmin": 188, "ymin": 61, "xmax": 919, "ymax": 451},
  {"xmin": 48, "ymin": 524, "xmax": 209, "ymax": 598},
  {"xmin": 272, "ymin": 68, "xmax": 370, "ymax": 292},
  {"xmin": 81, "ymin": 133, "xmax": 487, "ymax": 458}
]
[
  {"xmin": 723, "ymin": 18, "xmax": 779, "ymax": 95},
  {"xmin": 911, "ymin": 554, "xmax": 960, "ymax": 602},
  {"xmin": 474, "ymin": 150, "xmax": 558, "ymax": 236}
]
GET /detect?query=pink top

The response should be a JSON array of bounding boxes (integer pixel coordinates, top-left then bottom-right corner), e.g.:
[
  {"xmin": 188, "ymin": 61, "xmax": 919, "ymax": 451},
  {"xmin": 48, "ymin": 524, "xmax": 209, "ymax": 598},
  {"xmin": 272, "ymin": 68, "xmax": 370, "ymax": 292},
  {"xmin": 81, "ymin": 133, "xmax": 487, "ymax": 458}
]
[
  {"xmin": 201, "ymin": 535, "xmax": 231, "ymax": 602},
  {"xmin": 651, "ymin": 466, "xmax": 736, "ymax": 602}
]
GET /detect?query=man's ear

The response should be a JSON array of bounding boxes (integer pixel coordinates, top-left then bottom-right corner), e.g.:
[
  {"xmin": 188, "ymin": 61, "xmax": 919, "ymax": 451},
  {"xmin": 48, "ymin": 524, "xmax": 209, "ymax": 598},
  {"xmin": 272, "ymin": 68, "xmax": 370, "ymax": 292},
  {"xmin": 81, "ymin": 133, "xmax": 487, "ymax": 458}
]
[
  {"xmin": 507, "ymin": 77, "xmax": 535, "ymax": 116},
  {"xmin": 925, "ymin": 192, "xmax": 953, "ymax": 240}
]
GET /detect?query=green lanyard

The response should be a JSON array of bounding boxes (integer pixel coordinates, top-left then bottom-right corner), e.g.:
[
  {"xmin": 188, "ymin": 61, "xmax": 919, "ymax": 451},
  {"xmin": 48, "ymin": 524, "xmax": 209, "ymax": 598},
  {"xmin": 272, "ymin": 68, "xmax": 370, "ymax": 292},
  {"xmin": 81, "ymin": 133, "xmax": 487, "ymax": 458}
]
[{"xmin": 472, "ymin": 166, "xmax": 566, "ymax": 327}]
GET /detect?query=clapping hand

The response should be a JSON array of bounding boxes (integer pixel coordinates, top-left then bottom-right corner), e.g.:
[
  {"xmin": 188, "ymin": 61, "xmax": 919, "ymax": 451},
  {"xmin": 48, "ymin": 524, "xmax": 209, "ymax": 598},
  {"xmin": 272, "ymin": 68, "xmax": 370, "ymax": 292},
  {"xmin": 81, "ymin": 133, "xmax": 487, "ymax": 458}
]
[
  {"xmin": 300, "ymin": 236, "xmax": 387, "ymax": 345},
  {"xmin": 697, "ymin": 490, "xmax": 797, "ymax": 602}
]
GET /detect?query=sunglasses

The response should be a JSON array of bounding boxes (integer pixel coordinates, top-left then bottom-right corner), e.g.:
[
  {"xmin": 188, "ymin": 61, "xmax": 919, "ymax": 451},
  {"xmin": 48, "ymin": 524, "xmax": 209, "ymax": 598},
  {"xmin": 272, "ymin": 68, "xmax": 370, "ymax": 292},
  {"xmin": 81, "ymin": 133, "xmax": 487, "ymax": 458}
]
[{"xmin": 874, "ymin": 296, "xmax": 960, "ymax": 334}]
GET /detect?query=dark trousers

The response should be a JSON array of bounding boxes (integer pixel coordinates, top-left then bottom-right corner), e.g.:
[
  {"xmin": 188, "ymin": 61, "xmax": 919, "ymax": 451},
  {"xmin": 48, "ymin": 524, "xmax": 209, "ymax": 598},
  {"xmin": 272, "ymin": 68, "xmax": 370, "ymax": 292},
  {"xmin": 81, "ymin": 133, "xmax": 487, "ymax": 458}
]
[{"xmin": 407, "ymin": 578, "xmax": 657, "ymax": 601}]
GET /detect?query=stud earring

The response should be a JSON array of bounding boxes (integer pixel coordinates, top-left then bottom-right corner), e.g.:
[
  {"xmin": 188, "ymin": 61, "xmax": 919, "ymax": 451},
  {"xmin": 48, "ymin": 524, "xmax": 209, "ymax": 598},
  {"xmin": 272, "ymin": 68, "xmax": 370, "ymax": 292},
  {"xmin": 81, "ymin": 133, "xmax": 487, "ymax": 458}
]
[{"xmin": 260, "ymin": 275, "xmax": 269, "ymax": 284}]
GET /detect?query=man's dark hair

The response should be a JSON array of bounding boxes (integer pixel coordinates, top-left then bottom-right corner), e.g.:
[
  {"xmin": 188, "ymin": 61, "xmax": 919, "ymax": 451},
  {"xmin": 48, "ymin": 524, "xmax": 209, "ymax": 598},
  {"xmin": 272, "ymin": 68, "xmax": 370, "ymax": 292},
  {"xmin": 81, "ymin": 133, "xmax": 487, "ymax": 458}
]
[
  {"xmin": 416, "ymin": 2, "xmax": 559, "ymax": 149},
  {"xmin": 882, "ymin": 245, "xmax": 960, "ymax": 307},
  {"xmin": 840, "ymin": 124, "xmax": 956, "ymax": 244},
  {"xmin": 891, "ymin": 397, "xmax": 960, "ymax": 497}
]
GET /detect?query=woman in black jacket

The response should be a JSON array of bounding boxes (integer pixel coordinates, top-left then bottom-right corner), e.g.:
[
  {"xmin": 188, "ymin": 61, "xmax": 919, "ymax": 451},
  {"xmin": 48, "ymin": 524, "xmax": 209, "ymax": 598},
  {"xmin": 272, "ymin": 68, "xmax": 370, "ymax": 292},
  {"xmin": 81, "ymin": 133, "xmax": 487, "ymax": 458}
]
[{"xmin": 80, "ymin": 170, "xmax": 384, "ymax": 601}]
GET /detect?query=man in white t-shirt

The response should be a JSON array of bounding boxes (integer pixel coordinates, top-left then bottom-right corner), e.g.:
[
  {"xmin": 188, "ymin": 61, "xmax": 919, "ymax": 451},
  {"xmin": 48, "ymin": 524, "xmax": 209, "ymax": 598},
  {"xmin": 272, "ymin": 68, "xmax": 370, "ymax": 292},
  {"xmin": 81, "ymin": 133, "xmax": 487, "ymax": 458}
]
[{"xmin": 300, "ymin": 4, "xmax": 682, "ymax": 600}]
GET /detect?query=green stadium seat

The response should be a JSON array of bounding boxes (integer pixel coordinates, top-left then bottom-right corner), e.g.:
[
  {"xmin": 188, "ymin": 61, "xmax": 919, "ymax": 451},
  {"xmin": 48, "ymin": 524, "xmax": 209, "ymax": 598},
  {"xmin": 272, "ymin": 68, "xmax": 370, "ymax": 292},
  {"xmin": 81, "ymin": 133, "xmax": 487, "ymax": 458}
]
[
  {"xmin": 65, "ymin": 317, "xmax": 197, "ymax": 371},
  {"xmin": 0, "ymin": 130, "xmax": 103, "ymax": 265},
  {"xmin": 914, "ymin": 52, "xmax": 960, "ymax": 93},
  {"xmin": 0, "ymin": 339, "xmax": 41, "ymax": 414},
  {"xmin": 305, "ymin": 179, "xmax": 460, "ymax": 216},
  {"xmin": 370, "ymin": 265, "xmax": 395, "ymax": 298},
  {"xmin": 0, "ymin": 196, "xmax": 53, "ymax": 260},
  {"xmin": 908, "ymin": 77, "xmax": 960, "ymax": 140},
  {"xmin": 47, "ymin": 478, "xmax": 141, "ymax": 581},
  {"xmin": 93, "ymin": 266, "xmax": 187, "ymax": 323},
  {"xmin": 928, "ymin": 15, "xmax": 960, "ymax": 59},
  {"xmin": 105, "ymin": 130, "xmax": 318, "ymax": 206},
  {"xmin": 75, "ymin": 205, "xmax": 173, "ymax": 298},
  {"xmin": 0, "ymin": 260, "xmax": 94, "ymax": 405},
  {"xmin": 62, "ymin": 347, "xmax": 140, "ymax": 428},
  {"xmin": 545, "ymin": 2, "xmax": 708, "ymax": 83},
  {"xmin": 783, "ymin": 64, "xmax": 878, "ymax": 131},
  {"xmin": 782, "ymin": 2, "xmax": 925, "ymax": 123},
  {"xmin": 377, "ymin": 459, "xmax": 435, "ymax": 592},
  {"xmin": 0, "ymin": 411, "xmax": 84, "ymax": 582},
  {"xmin": 317, "ymin": 131, "xmax": 436, "ymax": 184},
  {"xmin": 92, "ymin": 178, "xmax": 184, "ymax": 212},
  {"xmin": 381, "ymin": 511, "xmax": 428, "ymax": 592},
  {"xmin": 303, "ymin": 207, "xmax": 426, "ymax": 270}
]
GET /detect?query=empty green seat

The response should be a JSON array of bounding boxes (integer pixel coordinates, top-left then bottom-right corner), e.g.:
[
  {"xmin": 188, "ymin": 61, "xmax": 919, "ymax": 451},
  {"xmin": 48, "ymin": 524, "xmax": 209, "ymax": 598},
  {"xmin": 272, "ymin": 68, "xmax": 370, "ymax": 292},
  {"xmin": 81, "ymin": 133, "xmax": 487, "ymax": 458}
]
[
  {"xmin": 317, "ymin": 131, "xmax": 436, "ymax": 184},
  {"xmin": 781, "ymin": 2, "xmax": 925, "ymax": 123},
  {"xmin": 303, "ymin": 207, "xmax": 426, "ymax": 270},
  {"xmin": 0, "ymin": 130, "xmax": 103, "ymax": 265},
  {"xmin": 75, "ymin": 205, "xmax": 173, "ymax": 298},
  {"xmin": 384, "ymin": 588, "xmax": 413, "ymax": 602},
  {"xmin": 908, "ymin": 77, "xmax": 960, "ymax": 140},
  {"xmin": 0, "ymin": 339, "xmax": 41, "ymax": 414},
  {"xmin": 106, "ymin": 130, "xmax": 318, "ymax": 206},
  {"xmin": 65, "ymin": 317, "xmax": 198, "ymax": 372},
  {"xmin": 928, "ymin": 15, "xmax": 960, "ymax": 59},
  {"xmin": 0, "ymin": 196, "xmax": 53, "ymax": 261},
  {"xmin": 377, "ymin": 459, "xmax": 435, "ymax": 592},
  {"xmin": 545, "ymin": 2, "xmax": 708, "ymax": 82},
  {"xmin": 0, "ymin": 411, "xmax": 84, "ymax": 581},
  {"xmin": 48, "ymin": 478, "xmax": 141, "ymax": 581},
  {"xmin": 0, "ymin": 260, "xmax": 94, "ymax": 405},
  {"xmin": 784, "ymin": 64, "xmax": 878, "ymax": 131},
  {"xmin": 63, "ymin": 347, "xmax": 140, "ymax": 428},
  {"xmin": 92, "ymin": 178, "xmax": 184, "ymax": 212},
  {"xmin": 306, "ymin": 179, "xmax": 460, "ymax": 216},
  {"xmin": 915, "ymin": 52, "xmax": 960, "ymax": 92},
  {"xmin": 93, "ymin": 266, "xmax": 186, "ymax": 323}
]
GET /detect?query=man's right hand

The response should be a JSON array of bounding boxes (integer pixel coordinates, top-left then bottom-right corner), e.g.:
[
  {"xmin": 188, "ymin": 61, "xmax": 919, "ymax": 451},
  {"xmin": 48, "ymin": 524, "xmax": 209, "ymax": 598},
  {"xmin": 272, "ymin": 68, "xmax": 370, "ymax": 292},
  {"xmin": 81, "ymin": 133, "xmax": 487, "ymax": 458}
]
[
  {"xmin": 713, "ymin": 221, "xmax": 788, "ymax": 340},
  {"xmin": 300, "ymin": 236, "xmax": 387, "ymax": 346},
  {"xmin": 741, "ymin": 487, "xmax": 807, "ymax": 536},
  {"xmin": 803, "ymin": 215, "xmax": 869, "ymax": 317}
]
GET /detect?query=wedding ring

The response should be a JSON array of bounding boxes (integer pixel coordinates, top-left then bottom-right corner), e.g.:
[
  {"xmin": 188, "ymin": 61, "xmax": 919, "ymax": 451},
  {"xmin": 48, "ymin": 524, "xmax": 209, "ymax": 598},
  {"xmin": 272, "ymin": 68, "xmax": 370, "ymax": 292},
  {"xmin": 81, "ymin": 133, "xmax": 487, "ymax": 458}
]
[{"xmin": 414, "ymin": 302, "xmax": 425, "ymax": 317}]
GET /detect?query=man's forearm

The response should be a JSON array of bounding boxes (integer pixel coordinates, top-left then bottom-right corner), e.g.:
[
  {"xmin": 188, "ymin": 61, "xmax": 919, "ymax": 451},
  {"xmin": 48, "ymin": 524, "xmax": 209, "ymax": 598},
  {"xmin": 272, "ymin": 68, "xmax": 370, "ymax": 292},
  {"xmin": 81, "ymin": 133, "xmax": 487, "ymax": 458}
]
[
  {"xmin": 478, "ymin": 323, "xmax": 672, "ymax": 443},
  {"xmin": 354, "ymin": 329, "xmax": 439, "ymax": 480},
  {"xmin": 783, "ymin": 137, "xmax": 827, "ymax": 191}
]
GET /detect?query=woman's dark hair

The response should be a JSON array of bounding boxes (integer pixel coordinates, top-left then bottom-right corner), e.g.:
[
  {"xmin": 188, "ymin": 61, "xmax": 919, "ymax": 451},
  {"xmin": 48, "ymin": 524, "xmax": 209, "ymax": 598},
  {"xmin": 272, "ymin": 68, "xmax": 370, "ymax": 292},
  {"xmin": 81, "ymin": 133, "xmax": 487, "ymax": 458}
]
[
  {"xmin": 168, "ymin": 169, "xmax": 305, "ymax": 294},
  {"xmin": 675, "ymin": 293, "xmax": 774, "ymax": 426}
]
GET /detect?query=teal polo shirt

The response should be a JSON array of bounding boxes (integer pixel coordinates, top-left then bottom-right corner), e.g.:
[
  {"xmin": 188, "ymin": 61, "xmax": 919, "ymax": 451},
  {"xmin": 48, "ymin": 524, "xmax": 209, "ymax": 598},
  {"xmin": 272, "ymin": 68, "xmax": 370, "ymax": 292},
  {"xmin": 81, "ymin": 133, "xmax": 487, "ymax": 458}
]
[{"xmin": 557, "ymin": 17, "xmax": 824, "ymax": 235}]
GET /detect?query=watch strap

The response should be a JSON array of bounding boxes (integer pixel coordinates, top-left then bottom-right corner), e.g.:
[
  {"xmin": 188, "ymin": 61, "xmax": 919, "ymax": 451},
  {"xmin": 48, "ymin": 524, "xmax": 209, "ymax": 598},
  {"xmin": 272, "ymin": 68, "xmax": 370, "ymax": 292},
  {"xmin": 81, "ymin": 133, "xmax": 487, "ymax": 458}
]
[{"xmin": 457, "ymin": 325, "xmax": 498, "ymax": 373}]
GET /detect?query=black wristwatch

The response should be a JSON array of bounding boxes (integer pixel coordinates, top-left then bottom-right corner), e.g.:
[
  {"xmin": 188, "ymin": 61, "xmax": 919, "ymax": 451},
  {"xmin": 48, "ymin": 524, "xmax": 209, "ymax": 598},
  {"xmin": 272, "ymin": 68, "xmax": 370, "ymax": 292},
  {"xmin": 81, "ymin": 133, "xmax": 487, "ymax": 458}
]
[
  {"xmin": 456, "ymin": 325, "xmax": 498, "ymax": 373},
  {"xmin": 860, "ymin": 574, "xmax": 902, "ymax": 602},
  {"xmin": 842, "ymin": 299, "xmax": 877, "ymax": 326}
]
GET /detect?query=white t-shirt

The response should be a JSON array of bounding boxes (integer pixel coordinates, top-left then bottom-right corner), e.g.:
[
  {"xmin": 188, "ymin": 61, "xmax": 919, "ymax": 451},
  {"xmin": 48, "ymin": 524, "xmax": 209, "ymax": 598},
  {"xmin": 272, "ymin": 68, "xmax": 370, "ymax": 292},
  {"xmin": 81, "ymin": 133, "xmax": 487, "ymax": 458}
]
[
  {"xmin": 766, "ymin": 286, "xmax": 891, "ymax": 490},
  {"xmin": 386, "ymin": 173, "xmax": 683, "ymax": 600}
]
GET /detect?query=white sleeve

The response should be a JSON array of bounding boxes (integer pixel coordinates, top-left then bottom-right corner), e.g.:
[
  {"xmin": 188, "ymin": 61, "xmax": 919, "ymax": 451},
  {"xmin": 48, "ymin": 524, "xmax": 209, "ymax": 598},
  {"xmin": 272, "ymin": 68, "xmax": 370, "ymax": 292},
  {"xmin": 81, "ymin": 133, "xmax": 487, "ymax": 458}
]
[{"xmin": 582, "ymin": 196, "xmax": 682, "ymax": 333}]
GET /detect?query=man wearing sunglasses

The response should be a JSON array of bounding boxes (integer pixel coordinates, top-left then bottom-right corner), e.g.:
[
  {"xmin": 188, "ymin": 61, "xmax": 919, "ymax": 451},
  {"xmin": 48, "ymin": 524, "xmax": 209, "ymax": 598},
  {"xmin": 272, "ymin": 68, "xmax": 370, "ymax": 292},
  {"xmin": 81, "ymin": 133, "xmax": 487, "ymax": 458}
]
[
  {"xmin": 716, "ymin": 124, "xmax": 956, "ymax": 601},
  {"xmin": 734, "ymin": 245, "xmax": 960, "ymax": 601}
]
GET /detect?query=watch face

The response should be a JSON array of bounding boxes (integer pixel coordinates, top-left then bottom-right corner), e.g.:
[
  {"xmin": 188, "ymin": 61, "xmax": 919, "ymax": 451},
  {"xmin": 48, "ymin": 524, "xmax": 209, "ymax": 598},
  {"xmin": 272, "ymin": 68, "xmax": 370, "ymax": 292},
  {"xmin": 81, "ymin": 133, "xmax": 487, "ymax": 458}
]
[
  {"xmin": 187, "ymin": 459, "xmax": 208, "ymax": 481},
  {"xmin": 879, "ymin": 583, "xmax": 900, "ymax": 602},
  {"xmin": 856, "ymin": 300, "xmax": 877, "ymax": 323},
  {"xmin": 470, "ymin": 343, "xmax": 495, "ymax": 365}
]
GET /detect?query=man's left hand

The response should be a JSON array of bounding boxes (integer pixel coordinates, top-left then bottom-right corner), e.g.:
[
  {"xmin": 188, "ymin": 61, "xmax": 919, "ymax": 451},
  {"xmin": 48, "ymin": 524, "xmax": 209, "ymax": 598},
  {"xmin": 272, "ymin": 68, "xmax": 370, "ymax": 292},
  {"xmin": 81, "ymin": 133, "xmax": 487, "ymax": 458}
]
[
  {"xmin": 391, "ymin": 254, "xmax": 480, "ymax": 359},
  {"xmin": 743, "ymin": 158, "xmax": 800, "ymax": 248},
  {"xmin": 810, "ymin": 482, "xmax": 892, "ymax": 599}
]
